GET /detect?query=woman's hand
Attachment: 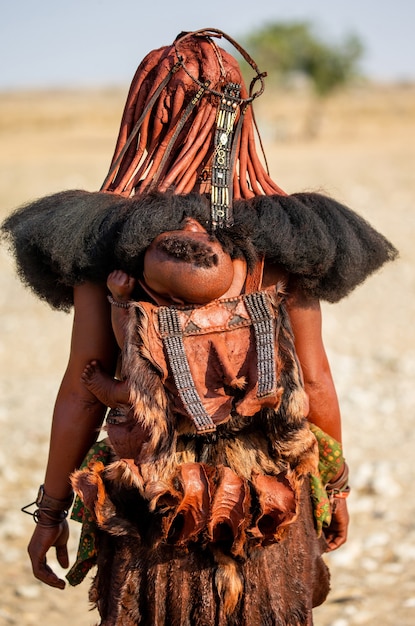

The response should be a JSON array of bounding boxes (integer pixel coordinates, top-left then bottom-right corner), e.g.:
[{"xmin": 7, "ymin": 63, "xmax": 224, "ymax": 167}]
[
  {"xmin": 27, "ymin": 520, "xmax": 70, "ymax": 589},
  {"xmin": 323, "ymin": 498, "xmax": 349, "ymax": 551}
]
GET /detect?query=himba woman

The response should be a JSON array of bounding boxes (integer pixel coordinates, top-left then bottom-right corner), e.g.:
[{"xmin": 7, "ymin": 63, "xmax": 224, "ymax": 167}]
[{"xmin": 2, "ymin": 29, "xmax": 397, "ymax": 625}]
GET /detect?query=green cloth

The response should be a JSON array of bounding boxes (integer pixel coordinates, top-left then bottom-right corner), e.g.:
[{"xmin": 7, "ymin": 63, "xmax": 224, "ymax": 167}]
[
  {"xmin": 309, "ymin": 423, "xmax": 345, "ymax": 535},
  {"xmin": 67, "ymin": 425, "xmax": 344, "ymax": 586},
  {"xmin": 66, "ymin": 440, "xmax": 112, "ymax": 586}
]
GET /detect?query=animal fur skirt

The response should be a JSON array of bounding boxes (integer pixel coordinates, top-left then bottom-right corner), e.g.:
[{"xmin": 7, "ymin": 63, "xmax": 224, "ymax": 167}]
[
  {"xmin": 86, "ymin": 480, "xmax": 329, "ymax": 626},
  {"xmin": 70, "ymin": 439, "xmax": 330, "ymax": 626}
]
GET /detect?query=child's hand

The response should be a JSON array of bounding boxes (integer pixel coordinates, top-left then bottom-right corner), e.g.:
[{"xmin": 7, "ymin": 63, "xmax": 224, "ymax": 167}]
[{"xmin": 107, "ymin": 270, "xmax": 135, "ymax": 301}]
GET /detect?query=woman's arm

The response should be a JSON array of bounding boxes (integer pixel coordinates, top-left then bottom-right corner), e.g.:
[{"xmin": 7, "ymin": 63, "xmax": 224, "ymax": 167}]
[
  {"xmin": 286, "ymin": 287, "xmax": 342, "ymax": 442},
  {"xmin": 44, "ymin": 282, "xmax": 118, "ymax": 496},
  {"xmin": 263, "ymin": 263, "xmax": 342, "ymax": 440},
  {"xmin": 27, "ymin": 282, "xmax": 118, "ymax": 588},
  {"xmin": 286, "ymin": 285, "xmax": 349, "ymax": 551}
]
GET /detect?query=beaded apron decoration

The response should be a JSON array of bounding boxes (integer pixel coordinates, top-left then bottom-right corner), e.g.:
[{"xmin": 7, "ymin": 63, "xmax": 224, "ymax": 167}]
[{"xmin": 158, "ymin": 290, "xmax": 278, "ymax": 433}]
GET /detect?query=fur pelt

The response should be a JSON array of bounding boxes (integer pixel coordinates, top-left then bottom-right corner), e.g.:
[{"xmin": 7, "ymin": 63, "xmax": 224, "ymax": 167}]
[
  {"xmin": 1, "ymin": 189, "xmax": 397, "ymax": 310},
  {"xmin": 86, "ymin": 482, "xmax": 328, "ymax": 625}
]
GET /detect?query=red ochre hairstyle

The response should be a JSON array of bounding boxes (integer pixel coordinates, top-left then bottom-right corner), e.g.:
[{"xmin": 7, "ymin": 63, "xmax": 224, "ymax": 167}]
[{"xmin": 101, "ymin": 28, "xmax": 285, "ymax": 228}]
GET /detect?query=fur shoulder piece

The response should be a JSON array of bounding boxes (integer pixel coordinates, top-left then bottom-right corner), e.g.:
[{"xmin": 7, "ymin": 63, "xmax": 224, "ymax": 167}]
[{"xmin": 1, "ymin": 189, "xmax": 397, "ymax": 310}]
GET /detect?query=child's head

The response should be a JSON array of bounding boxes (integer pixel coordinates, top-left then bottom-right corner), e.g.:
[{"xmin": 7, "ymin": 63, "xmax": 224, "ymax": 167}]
[{"xmin": 143, "ymin": 219, "xmax": 234, "ymax": 304}]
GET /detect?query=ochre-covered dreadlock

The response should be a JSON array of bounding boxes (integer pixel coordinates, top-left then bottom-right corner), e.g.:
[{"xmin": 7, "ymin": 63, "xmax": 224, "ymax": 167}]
[{"xmin": 101, "ymin": 29, "xmax": 285, "ymax": 205}]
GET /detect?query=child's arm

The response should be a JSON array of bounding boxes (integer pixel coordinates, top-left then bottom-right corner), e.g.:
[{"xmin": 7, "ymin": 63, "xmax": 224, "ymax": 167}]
[{"xmin": 107, "ymin": 270, "xmax": 136, "ymax": 349}]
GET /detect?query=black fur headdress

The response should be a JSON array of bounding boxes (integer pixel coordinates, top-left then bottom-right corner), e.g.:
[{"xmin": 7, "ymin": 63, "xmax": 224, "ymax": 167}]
[{"xmin": 1, "ymin": 190, "xmax": 397, "ymax": 311}]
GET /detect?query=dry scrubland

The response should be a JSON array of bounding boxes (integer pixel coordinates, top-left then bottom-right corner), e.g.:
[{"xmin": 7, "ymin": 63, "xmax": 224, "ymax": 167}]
[{"xmin": 0, "ymin": 83, "xmax": 414, "ymax": 625}]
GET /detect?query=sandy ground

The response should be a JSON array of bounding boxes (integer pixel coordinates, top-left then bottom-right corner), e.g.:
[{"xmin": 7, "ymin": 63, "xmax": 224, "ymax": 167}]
[{"xmin": 0, "ymin": 83, "xmax": 414, "ymax": 625}]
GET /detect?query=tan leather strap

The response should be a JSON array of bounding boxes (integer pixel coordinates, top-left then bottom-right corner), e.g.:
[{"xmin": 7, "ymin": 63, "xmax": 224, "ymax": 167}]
[{"xmin": 244, "ymin": 255, "xmax": 265, "ymax": 294}]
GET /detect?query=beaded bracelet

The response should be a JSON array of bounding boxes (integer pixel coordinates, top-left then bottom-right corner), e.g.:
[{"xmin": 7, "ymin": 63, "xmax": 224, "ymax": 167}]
[{"xmin": 107, "ymin": 295, "xmax": 134, "ymax": 309}]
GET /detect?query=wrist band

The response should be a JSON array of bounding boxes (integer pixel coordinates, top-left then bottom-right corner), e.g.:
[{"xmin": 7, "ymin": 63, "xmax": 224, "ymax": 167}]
[
  {"xmin": 35, "ymin": 484, "xmax": 74, "ymax": 510},
  {"xmin": 33, "ymin": 508, "xmax": 69, "ymax": 527},
  {"xmin": 328, "ymin": 484, "xmax": 350, "ymax": 514},
  {"xmin": 326, "ymin": 463, "xmax": 350, "ymax": 512},
  {"xmin": 21, "ymin": 484, "xmax": 74, "ymax": 525},
  {"xmin": 107, "ymin": 294, "xmax": 134, "ymax": 308},
  {"xmin": 330, "ymin": 486, "xmax": 351, "ymax": 499},
  {"xmin": 326, "ymin": 462, "xmax": 349, "ymax": 494}
]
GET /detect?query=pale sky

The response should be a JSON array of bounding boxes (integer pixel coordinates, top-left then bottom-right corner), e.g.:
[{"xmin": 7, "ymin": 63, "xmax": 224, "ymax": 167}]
[{"xmin": 1, "ymin": 0, "xmax": 414, "ymax": 90}]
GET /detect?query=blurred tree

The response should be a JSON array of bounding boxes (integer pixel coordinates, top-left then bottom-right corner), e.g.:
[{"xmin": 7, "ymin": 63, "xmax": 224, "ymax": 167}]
[
  {"xmin": 242, "ymin": 21, "xmax": 364, "ymax": 136},
  {"xmin": 244, "ymin": 21, "xmax": 363, "ymax": 95}
]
